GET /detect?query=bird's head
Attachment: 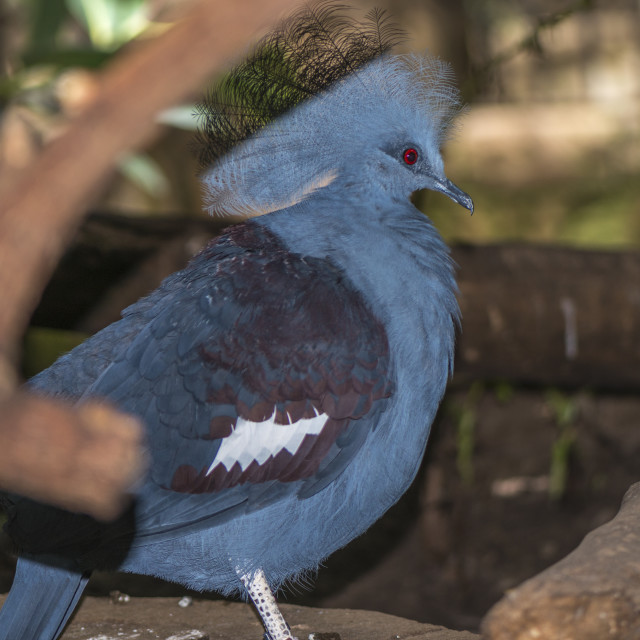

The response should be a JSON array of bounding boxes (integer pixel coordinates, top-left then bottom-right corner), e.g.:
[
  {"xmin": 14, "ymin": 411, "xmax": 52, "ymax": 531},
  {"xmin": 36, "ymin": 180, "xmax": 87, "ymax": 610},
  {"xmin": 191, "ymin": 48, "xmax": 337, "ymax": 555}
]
[
  {"xmin": 317, "ymin": 53, "xmax": 474, "ymax": 212},
  {"xmin": 197, "ymin": 4, "xmax": 473, "ymax": 217}
]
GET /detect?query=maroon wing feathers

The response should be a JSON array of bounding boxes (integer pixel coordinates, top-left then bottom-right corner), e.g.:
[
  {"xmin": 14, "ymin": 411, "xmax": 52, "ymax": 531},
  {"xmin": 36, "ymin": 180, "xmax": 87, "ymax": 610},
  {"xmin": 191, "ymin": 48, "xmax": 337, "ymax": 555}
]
[{"xmin": 166, "ymin": 223, "xmax": 392, "ymax": 493}]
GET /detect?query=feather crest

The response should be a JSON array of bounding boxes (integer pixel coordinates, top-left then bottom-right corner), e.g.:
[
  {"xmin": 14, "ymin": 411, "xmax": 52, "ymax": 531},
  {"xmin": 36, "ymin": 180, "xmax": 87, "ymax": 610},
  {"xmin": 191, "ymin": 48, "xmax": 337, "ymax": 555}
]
[
  {"xmin": 197, "ymin": 4, "xmax": 463, "ymax": 218},
  {"xmin": 194, "ymin": 2, "xmax": 405, "ymax": 169}
]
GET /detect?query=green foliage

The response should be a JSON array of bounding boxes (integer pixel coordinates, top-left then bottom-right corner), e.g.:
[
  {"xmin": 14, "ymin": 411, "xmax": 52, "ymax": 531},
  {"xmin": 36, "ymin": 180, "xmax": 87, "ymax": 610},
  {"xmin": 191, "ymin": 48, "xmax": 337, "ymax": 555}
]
[
  {"xmin": 27, "ymin": 0, "xmax": 69, "ymax": 51},
  {"xmin": 3, "ymin": 1, "xmax": 145, "ymax": 101},
  {"xmin": 22, "ymin": 327, "xmax": 89, "ymax": 378},
  {"xmin": 157, "ymin": 105, "xmax": 201, "ymax": 131},
  {"xmin": 118, "ymin": 152, "xmax": 171, "ymax": 199},
  {"xmin": 449, "ymin": 381, "xmax": 484, "ymax": 486},
  {"xmin": 4, "ymin": 1, "xmax": 183, "ymax": 206},
  {"xmin": 493, "ymin": 380, "xmax": 514, "ymax": 404},
  {"xmin": 19, "ymin": 0, "xmax": 128, "ymax": 71},
  {"xmin": 545, "ymin": 389, "xmax": 578, "ymax": 500},
  {"xmin": 65, "ymin": 0, "xmax": 149, "ymax": 52}
]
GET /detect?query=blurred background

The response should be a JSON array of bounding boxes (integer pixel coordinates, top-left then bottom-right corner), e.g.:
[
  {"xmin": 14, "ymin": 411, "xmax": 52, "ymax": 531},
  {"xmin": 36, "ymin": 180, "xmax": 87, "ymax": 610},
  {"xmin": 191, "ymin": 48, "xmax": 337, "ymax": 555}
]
[
  {"xmin": 3, "ymin": 0, "xmax": 638, "ymax": 243},
  {"xmin": 1, "ymin": 0, "xmax": 639, "ymax": 633}
]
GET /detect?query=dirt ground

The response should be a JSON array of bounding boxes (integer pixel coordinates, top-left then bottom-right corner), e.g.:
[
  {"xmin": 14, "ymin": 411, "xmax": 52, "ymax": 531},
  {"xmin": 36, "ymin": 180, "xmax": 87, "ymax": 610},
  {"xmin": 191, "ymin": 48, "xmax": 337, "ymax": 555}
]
[{"xmin": 1, "ymin": 387, "xmax": 638, "ymax": 635}]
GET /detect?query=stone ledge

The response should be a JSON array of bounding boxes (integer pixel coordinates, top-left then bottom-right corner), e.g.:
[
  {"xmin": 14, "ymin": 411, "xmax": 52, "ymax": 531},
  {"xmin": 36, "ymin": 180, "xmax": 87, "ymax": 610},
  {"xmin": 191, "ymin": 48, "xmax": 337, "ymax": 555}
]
[{"xmin": 0, "ymin": 595, "xmax": 479, "ymax": 640}]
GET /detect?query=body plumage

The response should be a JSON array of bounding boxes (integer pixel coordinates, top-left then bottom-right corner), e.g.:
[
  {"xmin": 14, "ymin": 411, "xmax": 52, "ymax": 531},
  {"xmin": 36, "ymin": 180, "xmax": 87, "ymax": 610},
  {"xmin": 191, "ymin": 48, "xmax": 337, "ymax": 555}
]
[{"xmin": 0, "ymin": 4, "xmax": 472, "ymax": 639}]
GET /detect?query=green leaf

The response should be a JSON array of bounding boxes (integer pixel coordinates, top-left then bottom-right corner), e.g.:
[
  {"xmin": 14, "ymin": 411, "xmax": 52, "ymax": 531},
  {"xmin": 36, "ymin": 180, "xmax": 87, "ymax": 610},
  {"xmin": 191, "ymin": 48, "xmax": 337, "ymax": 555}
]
[
  {"xmin": 65, "ymin": 0, "xmax": 149, "ymax": 51},
  {"xmin": 157, "ymin": 105, "xmax": 200, "ymax": 131},
  {"xmin": 545, "ymin": 389, "xmax": 578, "ymax": 500},
  {"xmin": 118, "ymin": 152, "xmax": 170, "ymax": 198}
]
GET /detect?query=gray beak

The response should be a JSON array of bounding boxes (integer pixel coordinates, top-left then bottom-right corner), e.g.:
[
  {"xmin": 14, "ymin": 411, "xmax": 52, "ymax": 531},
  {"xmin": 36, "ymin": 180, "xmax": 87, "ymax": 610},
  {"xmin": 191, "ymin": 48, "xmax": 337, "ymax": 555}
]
[{"xmin": 433, "ymin": 178, "xmax": 474, "ymax": 214}]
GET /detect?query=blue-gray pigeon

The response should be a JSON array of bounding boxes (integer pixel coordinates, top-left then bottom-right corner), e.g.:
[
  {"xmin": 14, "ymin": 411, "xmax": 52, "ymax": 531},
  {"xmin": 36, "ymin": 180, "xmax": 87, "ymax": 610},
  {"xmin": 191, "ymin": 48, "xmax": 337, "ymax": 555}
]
[{"xmin": 0, "ymin": 3, "xmax": 473, "ymax": 640}]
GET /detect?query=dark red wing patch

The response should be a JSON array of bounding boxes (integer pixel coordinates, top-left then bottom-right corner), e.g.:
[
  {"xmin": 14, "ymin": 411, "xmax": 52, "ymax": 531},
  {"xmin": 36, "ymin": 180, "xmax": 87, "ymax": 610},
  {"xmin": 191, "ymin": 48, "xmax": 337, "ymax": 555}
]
[{"xmin": 163, "ymin": 223, "xmax": 392, "ymax": 494}]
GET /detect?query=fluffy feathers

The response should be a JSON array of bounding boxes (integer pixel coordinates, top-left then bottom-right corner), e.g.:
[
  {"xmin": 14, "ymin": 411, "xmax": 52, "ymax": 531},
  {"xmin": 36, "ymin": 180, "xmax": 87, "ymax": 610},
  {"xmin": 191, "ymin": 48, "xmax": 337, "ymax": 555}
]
[
  {"xmin": 0, "ymin": 3, "xmax": 472, "ymax": 640},
  {"xmin": 200, "ymin": 53, "xmax": 464, "ymax": 217}
]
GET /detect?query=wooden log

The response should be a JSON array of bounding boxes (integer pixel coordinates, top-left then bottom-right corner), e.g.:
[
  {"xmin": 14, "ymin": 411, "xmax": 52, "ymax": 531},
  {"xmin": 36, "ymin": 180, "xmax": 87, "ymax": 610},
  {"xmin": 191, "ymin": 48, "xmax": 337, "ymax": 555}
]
[{"xmin": 453, "ymin": 243, "xmax": 640, "ymax": 390}]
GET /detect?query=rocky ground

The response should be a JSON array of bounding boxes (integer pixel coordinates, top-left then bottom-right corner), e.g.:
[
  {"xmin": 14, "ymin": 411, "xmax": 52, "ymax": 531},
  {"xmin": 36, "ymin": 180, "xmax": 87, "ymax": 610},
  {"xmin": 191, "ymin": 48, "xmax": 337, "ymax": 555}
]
[{"xmin": 7, "ymin": 596, "xmax": 479, "ymax": 640}]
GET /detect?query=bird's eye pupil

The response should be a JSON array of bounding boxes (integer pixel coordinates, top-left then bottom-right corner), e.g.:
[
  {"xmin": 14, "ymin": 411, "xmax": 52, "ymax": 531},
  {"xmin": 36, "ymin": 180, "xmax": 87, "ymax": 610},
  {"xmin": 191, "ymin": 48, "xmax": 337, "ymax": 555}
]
[{"xmin": 403, "ymin": 148, "xmax": 418, "ymax": 165}]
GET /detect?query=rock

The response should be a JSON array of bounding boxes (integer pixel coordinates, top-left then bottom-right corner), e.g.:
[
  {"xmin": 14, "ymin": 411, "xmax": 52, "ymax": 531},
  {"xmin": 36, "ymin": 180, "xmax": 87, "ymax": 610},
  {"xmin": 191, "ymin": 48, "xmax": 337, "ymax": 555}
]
[{"xmin": 482, "ymin": 481, "xmax": 640, "ymax": 639}]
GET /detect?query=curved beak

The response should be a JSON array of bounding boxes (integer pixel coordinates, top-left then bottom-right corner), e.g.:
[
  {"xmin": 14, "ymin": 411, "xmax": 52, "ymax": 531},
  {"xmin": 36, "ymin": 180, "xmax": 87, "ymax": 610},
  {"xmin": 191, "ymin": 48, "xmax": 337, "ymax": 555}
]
[{"xmin": 433, "ymin": 177, "xmax": 474, "ymax": 215}]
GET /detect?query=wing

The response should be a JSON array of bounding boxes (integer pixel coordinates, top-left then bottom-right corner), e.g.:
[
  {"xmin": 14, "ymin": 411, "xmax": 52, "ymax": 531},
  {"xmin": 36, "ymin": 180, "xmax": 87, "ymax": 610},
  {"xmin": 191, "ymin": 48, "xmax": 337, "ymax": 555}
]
[{"xmin": 86, "ymin": 221, "xmax": 393, "ymax": 535}]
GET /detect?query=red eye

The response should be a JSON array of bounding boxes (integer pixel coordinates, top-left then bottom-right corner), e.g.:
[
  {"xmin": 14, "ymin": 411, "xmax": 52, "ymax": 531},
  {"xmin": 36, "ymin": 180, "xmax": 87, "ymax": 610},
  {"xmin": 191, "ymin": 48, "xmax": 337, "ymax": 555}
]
[{"xmin": 403, "ymin": 148, "xmax": 418, "ymax": 165}]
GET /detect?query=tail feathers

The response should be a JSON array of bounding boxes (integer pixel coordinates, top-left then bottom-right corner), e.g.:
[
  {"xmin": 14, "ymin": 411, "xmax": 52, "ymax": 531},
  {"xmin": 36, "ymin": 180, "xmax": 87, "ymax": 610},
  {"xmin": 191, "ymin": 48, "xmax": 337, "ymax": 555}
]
[{"xmin": 0, "ymin": 555, "xmax": 90, "ymax": 640}]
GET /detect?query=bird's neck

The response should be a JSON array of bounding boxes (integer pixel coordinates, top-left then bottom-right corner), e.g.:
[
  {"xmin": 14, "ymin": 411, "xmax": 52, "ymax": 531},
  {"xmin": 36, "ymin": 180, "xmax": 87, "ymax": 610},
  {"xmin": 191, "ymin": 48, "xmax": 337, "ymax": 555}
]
[
  {"xmin": 256, "ymin": 193, "xmax": 458, "ymax": 504},
  {"xmin": 256, "ymin": 192, "xmax": 459, "ymax": 384}
]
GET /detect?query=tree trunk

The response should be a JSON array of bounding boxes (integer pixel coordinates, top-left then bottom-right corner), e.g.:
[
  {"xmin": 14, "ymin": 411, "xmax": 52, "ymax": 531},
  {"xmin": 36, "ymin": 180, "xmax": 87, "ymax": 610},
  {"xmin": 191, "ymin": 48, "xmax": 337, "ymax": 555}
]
[{"xmin": 453, "ymin": 243, "xmax": 640, "ymax": 391}]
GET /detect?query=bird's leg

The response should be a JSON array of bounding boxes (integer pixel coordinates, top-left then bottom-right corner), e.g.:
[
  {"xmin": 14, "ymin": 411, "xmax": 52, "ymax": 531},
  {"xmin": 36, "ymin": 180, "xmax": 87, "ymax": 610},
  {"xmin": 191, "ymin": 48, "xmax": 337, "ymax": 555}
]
[{"xmin": 239, "ymin": 567, "xmax": 298, "ymax": 640}]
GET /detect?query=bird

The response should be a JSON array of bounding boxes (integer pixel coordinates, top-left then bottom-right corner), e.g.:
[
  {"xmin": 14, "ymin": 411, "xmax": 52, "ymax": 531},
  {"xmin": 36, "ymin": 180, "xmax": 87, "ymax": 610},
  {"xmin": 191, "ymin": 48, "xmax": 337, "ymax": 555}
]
[{"xmin": 0, "ymin": 3, "xmax": 473, "ymax": 640}]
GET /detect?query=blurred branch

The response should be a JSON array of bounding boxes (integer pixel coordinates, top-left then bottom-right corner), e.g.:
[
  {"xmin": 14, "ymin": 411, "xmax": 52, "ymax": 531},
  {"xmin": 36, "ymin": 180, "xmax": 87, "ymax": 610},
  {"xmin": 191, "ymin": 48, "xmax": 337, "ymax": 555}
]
[
  {"xmin": 467, "ymin": 0, "xmax": 595, "ymax": 96},
  {"xmin": 0, "ymin": 0, "xmax": 297, "ymax": 362},
  {"xmin": 0, "ymin": 0, "xmax": 298, "ymax": 518},
  {"xmin": 0, "ymin": 394, "xmax": 146, "ymax": 521},
  {"xmin": 489, "ymin": 0, "xmax": 594, "ymax": 65}
]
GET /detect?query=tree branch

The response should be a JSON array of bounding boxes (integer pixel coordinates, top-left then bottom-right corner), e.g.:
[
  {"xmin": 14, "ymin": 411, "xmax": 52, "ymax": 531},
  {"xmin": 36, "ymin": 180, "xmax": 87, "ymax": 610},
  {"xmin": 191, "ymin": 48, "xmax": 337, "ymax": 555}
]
[
  {"xmin": 0, "ymin": 394, "xmax": 146, "ymax": 521},
  {"xmin": 0, "ymin": 0, "xmax": 298, "ymax": 519},
  {"xmin": 0, "ymin": 0, "xmax": 297, "ymax": 364}
]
